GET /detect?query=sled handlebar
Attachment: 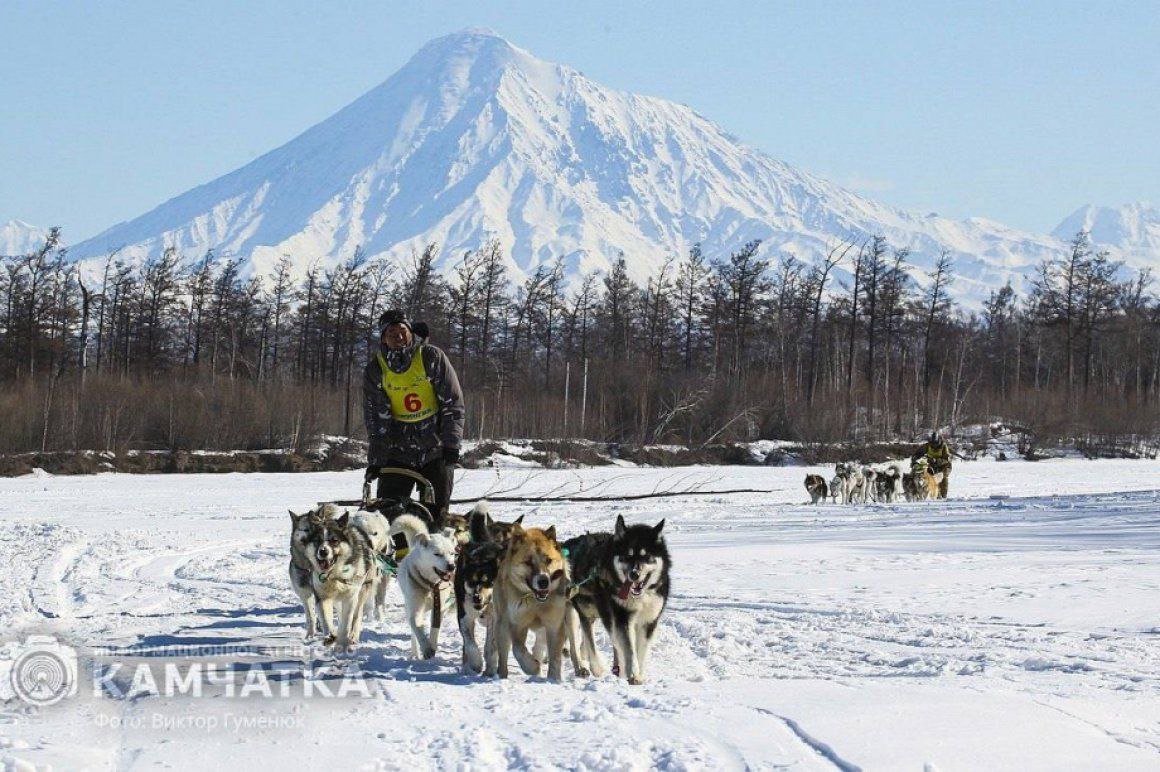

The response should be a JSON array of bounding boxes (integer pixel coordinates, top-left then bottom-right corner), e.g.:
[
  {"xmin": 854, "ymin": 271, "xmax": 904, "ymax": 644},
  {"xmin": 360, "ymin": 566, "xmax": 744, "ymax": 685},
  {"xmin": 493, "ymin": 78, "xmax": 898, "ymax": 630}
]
[{"xmin": 362, "ymin": 466, "xmax": 437, "ymax": 507}]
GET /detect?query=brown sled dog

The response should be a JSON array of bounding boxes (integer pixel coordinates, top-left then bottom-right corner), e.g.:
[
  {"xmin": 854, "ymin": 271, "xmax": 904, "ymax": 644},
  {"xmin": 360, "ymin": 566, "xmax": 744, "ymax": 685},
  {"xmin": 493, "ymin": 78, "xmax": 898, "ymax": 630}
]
[{"xmin": 483, "ymin": 524, "xmax": 572, "ymax": 681}]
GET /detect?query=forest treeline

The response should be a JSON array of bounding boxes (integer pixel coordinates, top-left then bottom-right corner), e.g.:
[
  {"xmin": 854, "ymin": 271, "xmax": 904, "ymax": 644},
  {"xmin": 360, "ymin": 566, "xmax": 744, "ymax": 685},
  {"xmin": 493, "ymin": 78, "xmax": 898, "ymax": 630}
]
[{"xmin": 1, "ymin": 228, "xmax": 1157, "ymax": 454}]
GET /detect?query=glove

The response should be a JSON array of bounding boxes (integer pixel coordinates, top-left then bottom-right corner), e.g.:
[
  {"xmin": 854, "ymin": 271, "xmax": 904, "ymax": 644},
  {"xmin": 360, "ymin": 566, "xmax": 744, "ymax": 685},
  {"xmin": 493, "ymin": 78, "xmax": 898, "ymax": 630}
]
[{"xmin": 442, "ymin": 446, "xmax": 460, "ymax": 466}]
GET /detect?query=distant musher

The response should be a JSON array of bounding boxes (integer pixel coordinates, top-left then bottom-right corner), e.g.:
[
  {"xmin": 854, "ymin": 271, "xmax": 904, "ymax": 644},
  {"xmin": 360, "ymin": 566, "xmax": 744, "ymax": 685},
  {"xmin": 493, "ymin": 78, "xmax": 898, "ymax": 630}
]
[
  {"xmin": 912, "ymin": 431, "xmax": 952, "ymax": 499},
  {"xmin": 363, "ymin": 310, "xmax": 465, "ymax": 551}
]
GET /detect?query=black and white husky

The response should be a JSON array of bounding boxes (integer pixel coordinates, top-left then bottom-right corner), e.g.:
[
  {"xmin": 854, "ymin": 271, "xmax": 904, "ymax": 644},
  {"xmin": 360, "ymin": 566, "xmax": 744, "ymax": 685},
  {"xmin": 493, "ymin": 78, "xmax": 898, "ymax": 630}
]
[
  {"xmin": 804, "ymin": 474, "xmax": 829, "ymax": 504},
  {"xmin": 455, "ymin": 504, "xmax": 503, "ymax": 673},
  {"xmin": 563, "ymin": 515, "xmax": 671, "ymax": 685},
  {"xmin": 288, "ymin": 504, "xmax": 378, "ymax": 652}
]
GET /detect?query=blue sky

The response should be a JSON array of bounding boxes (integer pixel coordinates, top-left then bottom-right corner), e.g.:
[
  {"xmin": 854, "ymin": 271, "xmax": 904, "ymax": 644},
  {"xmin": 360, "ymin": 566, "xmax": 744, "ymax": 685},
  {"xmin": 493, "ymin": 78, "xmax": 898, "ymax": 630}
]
[{"xmin": 2, "ymin": 0, "xmax": 1157, "ymax": 240}]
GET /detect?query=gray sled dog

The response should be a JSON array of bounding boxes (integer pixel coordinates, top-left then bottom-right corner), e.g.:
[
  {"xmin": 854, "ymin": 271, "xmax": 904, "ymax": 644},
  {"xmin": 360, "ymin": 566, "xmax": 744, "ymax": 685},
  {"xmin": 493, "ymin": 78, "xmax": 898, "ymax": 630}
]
[
  {"xmin": 390, "ymin": 513, "xmax": 457, "ymax": 659},
  {"xmin": 288, "ymin": 504, "xmax": 378, "ymax": 652},
  {"xmin": 563, "ymin": 515, "xmax": 671, "ymax": 685}
]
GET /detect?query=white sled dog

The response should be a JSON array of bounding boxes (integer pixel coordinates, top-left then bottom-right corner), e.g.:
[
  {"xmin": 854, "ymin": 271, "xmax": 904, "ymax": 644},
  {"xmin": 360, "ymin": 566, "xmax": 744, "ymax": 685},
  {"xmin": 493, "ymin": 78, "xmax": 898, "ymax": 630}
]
[
  {"xmin": 833, "ymin": 462, "xmax": 865, "ymax": 504},
  {"xmin": 390, "ymin": 514, "xmax": 457, "ymax": 659},
  {"xmin": 860, "ymin": 466, "xmax": 878, "ymax": 503}
]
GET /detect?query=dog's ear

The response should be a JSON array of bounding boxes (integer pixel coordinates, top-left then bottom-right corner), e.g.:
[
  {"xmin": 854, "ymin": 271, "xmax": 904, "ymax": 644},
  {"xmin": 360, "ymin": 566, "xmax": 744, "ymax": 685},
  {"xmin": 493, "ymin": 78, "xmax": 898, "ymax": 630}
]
[
  {"xmin": 544, "ymin": 525, "xmax": 557, "ymax": 542},
  {"xmin": 336, "ymin": 512, "xmax": 350, "ymax": 529},
  {"xmin": 289, "ymin": 510, "xmax": 300, "ymax": 521},
  {"xmin": 653, "ymin": 519, "xmax": 665, "ymax": 537},
  {"xmin": 513, "ymin": 515, "xmax": 525, "ymax": 525},
  {"xmin": 415, "ymin": 532, "xmax": 430, "ymax": 547},
  {"xmin": 615, "ymin": 514, "xmax": 627, "ymax": 538},
  {"xmin": 509, "ymin": 523, "xmax": 525, "ymax": 542}
]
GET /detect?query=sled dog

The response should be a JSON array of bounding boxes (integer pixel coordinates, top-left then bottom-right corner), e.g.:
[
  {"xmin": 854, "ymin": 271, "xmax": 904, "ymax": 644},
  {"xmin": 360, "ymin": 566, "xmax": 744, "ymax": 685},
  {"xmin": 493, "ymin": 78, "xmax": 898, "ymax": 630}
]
[
  {"xmin": 484, "ymin": 523, "xmax": 571, "ymax": 681},
  {"xmin": 455, "ymin": 504, "xmax": 504, "ymax": 673},
  {"xmin": 390, "ymin": 514, "xmax": 457, "ymax": 659},
  {"xmin": 563, "ymin": 515, "xmax": 671, "ymax": 685},
  {"xmin": 476, "ymin": 503, "xmax": 526, "ymax": 546},
  {"xmin": 288, "ymin": 504, "xmax": 377, "ymax": 651},
  {"xmin": 804, "ymin": 474, "xmax": 829, "ymax": 504},
  {"xmin": 875, "ymin": 465, "xmax": 904, "ymax": 503},
  {"xmin": 443, "ymin": 512, "xmax": 472, "ymax": 546},
  {"xmin": 908, "ymin": 458, "xmax": 940, "ymax": 501},
  {"xmin": 860, "ymin": 466, "xmax": 878, "ymax": 503},
  {"xmin": 351, "ymin": 509, "xmax": 392, "ymax": 623},
  {"xmin": 833, "ymin": 462, "xmax": 864, "ymax": 504}
]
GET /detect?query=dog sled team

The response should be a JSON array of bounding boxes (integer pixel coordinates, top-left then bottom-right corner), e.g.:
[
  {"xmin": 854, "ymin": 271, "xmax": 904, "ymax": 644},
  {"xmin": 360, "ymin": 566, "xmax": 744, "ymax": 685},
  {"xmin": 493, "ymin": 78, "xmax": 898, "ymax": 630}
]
[
  {"xmin": 804, "ymin": 431, "xmax": 954, "ymax": 504},
  {"xmin": 289, "ymin": 500, "xmax": 670, "ymax": 685},
  {"xmin": 315, "ymin": 308, "xmax": 668, "ymax": 684}
]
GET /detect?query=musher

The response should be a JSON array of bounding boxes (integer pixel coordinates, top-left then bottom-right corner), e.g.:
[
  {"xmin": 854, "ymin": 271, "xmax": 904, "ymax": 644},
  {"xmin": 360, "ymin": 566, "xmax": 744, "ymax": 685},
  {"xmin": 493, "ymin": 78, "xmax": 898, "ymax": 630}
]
[{"xmin": 363, "ymin": 309, "xmax": 464, "ymax": 552}]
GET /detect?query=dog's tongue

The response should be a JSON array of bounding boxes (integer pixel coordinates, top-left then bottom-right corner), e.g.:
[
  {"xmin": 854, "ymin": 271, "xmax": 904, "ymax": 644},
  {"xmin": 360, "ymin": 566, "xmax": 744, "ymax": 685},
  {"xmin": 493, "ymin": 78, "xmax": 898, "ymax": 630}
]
[{"xmin": 617, "ymin": 580, "xmax": 633, "ymax": 600}]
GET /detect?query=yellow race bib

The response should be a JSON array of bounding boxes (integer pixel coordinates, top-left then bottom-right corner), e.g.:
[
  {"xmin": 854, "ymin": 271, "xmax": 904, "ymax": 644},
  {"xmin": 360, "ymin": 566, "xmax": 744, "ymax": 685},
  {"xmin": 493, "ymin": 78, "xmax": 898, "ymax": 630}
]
[{"xmin": 377, "ymin": 347, "xmax": 438, "ymax": 423}]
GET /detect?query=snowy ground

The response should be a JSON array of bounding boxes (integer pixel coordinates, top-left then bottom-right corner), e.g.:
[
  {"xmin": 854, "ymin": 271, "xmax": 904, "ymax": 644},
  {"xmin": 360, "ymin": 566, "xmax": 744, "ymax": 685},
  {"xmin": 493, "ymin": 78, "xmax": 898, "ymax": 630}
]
[{"xmin": 0, "ymin": 459, "xmax": 1158, "ymax": 771}]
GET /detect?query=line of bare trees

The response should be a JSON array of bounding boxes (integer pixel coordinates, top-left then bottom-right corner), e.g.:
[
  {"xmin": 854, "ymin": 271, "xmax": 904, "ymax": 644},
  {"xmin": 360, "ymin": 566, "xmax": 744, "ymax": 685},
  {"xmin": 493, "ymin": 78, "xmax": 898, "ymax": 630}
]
[{"xmin": 2, "ymin": 228, "xmax": 1158, "ymax": 454}]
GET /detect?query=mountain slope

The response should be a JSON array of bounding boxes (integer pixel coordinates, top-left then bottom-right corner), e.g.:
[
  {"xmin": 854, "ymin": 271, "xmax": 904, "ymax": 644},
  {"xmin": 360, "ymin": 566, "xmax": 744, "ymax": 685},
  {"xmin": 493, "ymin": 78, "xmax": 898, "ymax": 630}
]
[
  {"xmin": 1, "ymin": 220, "xmax": 50, "ymax": 257},
  {"xmin": 68, "ymin": 29, "xmax": 1074, "ymax": 303},
  {"xmin": 1053, "ymin": 203, "xmax": 1160, "ymax": 263}
]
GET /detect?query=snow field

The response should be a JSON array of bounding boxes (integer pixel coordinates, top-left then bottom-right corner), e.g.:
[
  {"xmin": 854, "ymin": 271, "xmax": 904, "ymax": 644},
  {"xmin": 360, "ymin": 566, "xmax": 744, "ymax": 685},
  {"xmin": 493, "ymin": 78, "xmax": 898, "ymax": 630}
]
[{"xmin": 0, "ymin": 459, "xmax": 1157, "ymax": 770}]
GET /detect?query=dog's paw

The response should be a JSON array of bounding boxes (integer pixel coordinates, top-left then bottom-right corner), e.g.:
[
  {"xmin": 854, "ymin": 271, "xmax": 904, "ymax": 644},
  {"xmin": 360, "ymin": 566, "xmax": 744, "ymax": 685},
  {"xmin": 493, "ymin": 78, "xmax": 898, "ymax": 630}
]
[
  {"xmin": 575, "ymin": 666, "xmax": 590, "ymax": 678},
  {"xmin": 421, "ymin": 644, "xmax": 437, "ymax": 659},
  {"xmin": 323, "ymin": 634, "xmax": 337, "ymax": 647},
  {"xmin": 627, "ymin": 675, "xmax": 644, "ymax": 685}
]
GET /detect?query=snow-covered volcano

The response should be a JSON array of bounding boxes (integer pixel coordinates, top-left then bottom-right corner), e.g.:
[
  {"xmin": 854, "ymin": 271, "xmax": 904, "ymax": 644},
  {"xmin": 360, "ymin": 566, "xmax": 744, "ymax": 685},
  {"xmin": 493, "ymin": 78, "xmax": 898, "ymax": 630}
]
[
  {"xmin": 1053, "ymin": 203, "xmax": 1160, "ymax": 263},
  {"xmin": 65, "ymin": 30, "xmax": 1088, "ymax": 301}
]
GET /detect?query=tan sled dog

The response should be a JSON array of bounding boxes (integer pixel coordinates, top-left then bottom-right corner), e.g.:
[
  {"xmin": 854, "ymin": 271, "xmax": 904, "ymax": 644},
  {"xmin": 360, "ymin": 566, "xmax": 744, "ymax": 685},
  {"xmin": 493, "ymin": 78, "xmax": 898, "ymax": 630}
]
[
  {"xmin": 484, "ymin": 524, "xmax": 571, "ymax": 681},
  {"xmin": 911, "ymin": 458, "xmax": 941, "ymax": 500}
]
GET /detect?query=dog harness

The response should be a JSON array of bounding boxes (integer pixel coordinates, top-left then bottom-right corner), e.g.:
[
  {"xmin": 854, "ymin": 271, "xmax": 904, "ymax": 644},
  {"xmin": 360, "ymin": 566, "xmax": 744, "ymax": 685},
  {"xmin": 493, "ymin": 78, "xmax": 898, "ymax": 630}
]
[
  {"xmin": 376, "ymin": 347, "xmax": 438, "ymax": 423},
  {"xmin": 561, "ymin": 545, "xmax": 598, "ymax": 599},
  {"xmin": 316, "ymin": 564, "xmax": 356, "ymax": 584}
]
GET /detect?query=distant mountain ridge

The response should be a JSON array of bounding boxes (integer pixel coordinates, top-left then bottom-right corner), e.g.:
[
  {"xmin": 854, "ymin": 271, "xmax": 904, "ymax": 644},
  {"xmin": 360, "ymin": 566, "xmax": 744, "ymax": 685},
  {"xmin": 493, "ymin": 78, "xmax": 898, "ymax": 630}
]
[
  {"xmin": 10, "ymin": 29, "xmax": 1155, "ymax": 305},
  {"xmin": 1, "ymin": 220, "xmax": 51, "ymax": 257},
  {"xmin": 1052, "ymin": 203, "xmax": 1160, "ymax": 260}
]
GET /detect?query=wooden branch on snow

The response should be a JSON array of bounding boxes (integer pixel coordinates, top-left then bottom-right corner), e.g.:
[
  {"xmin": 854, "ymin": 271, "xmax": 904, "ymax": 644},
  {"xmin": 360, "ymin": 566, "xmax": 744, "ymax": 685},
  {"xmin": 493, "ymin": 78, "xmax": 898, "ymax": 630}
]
[{"xmin": 448, "ymin": 488, "xmax": 774, "ymax": 504}]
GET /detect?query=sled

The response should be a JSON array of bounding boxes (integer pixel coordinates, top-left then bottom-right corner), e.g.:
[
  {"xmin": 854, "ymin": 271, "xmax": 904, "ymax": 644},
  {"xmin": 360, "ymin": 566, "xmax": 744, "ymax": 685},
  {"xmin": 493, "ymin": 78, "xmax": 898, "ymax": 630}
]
[{"xmin": 325, "ymin": 466, "xmax": 438, "ymax": 528}]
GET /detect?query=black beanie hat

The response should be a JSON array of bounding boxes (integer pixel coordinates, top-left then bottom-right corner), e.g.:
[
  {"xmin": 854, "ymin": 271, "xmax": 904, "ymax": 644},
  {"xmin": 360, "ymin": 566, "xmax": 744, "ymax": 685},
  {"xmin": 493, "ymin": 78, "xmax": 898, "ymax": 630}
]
[{"xmin": 378, "ymin": 309, "xmax": 411, "ymax": 334}]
